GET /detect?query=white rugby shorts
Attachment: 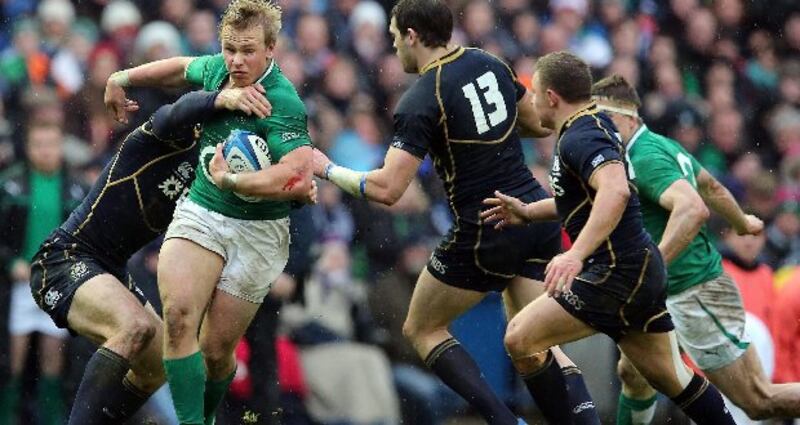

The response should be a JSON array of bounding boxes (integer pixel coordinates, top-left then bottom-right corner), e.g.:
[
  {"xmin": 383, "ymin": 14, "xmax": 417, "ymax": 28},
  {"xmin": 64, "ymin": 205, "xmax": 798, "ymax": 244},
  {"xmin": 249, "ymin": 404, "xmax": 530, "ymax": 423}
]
[{"xmin": 164, "ymin": 198, "xmax": 290, "ymax": 303}]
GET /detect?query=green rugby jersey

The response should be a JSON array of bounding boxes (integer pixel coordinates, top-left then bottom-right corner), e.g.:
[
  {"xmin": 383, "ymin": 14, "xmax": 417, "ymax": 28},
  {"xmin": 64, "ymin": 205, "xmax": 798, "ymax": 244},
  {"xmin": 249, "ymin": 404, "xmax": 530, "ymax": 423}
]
[
  {"xmin": 184, "ymin": 54, "xmax": 311, "ymax": 220},
  {"xmin": 626, "ymin": 125, "xmax": 722, "ymax": 295}
]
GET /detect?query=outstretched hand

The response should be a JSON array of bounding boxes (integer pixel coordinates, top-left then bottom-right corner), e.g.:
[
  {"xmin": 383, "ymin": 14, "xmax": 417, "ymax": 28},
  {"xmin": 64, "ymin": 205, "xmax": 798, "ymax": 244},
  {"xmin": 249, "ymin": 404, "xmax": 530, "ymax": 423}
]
[
  {"xmin": 480, "ymin": 191, "xmax": 530, "ymax": 229},
  {"xmin": 215, "ymin": 84, "xmax": 271, "ymax": 118},
  {"xmin": 104, "ymin": 82, "xmax": 139, "ymax": 124}
]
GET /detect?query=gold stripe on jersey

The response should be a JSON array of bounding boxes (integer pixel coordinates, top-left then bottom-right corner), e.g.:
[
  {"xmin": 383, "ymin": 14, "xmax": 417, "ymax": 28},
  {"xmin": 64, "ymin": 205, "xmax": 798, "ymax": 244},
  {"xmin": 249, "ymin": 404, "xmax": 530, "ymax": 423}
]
[
  {"xmin": 559, "ymin": 101, "xmax": 598, "ymax": 136},
  {"xmin": 525, "ymin": 257, "xmax": 549, "ymax": 264},
  {"xmin": 73, "ymin": 129, "xmax": 197, "ymax": 236},
  {"xmin": 434, "ymin": 60, "xmax": 461, "ymax": 250},
  {"xmin": 618, "ymin": 247, "xmax": 651, "ymax": 327},
  {"xmin": 419, "ymin": 46, "xmax": 465, "ymax": 75},
  {"xmin": 133, "ymin": 177, "xmax": 161, "ymax": 233}
]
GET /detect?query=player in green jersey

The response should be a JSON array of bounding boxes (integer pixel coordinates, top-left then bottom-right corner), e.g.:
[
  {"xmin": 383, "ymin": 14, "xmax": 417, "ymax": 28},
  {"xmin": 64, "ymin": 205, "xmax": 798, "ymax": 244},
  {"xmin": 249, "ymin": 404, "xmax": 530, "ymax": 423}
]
[
  {"xmin": 593, "ymin": 75, "xmax": 800, "ymax": 423},
  {"xmin": 103, "ymin": 1, "xmax": 313, "ymax": 424}
]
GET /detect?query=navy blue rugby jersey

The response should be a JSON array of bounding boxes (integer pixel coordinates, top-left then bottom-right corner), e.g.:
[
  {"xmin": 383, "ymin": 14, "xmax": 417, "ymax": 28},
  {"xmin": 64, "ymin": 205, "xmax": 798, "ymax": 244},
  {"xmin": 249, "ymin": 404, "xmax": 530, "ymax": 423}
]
[
  {"xmin": 390, "ymin": 47, "xmax": 542, "ymax": 224},
  {"xmin": 60, "ymin": 90, "xmax": 219, "ymax": 265},
  {"xmin": 549, "ymin": 102, "xmax": 652, "ymax": 263}
]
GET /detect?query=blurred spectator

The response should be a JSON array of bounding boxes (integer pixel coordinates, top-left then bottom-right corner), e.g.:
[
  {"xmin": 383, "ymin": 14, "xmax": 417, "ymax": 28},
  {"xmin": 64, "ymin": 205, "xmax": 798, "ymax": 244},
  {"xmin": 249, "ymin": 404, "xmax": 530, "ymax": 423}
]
[
  {"xmin": 100, "ymin": 0, "xmax": 142, "ymax": 64},
  {"xmin": 763, "ymin": 201, "xmax": 800, "ymax": 269},
  {"xmin": 281, "ymin": 241, "xmax": 400, "ymax": 425},
  {"xmin": 183, "ymin": 10, "xmax": 219, "ymax": 56},
  {"xmin": 772, "ymin": 266, "xmax": 800, "ymax": 384},
  {"xmin": 311, "ymin": 181, "xmax": 355, "ymax": 244},
  {"xmin": 0, "ymin": 120, "xmax": 85, "ymax": 425},
  {"xmin": 295, "ymin": 14, "xmax": 334, "ymax": 84}
]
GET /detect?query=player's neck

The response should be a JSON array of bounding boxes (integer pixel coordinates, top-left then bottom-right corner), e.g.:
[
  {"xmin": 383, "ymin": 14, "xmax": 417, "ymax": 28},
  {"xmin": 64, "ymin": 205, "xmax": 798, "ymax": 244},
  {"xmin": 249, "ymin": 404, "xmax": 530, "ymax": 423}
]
[
  {"xmin": 554, "ymin": 100, "xmax": 595, "ymax": 134},
  {"xmin": 417, "ymin": 44, "xmax": 457, "ymax": 74}
]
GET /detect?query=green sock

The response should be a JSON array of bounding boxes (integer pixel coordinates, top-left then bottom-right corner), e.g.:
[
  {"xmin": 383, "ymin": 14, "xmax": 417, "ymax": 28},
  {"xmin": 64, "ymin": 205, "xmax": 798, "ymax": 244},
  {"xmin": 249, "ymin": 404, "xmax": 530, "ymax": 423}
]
[
  {"xmin": 616, "ymin": 393, "xmax": 658, "ymax": 425},
  {"xmin": 204, "ymin": 368, "xmax": 236, "ymax": 425},
  {"xmin": 37, "ymin": 375, "xmax": 65, "ymax": 425},
  {"xmin": 0, "ymin": 376, "xmax": 21, "ymax": 425},
  {"xmin": 164, "ymin": 351, "xmax": 207, "ymax": 425}
]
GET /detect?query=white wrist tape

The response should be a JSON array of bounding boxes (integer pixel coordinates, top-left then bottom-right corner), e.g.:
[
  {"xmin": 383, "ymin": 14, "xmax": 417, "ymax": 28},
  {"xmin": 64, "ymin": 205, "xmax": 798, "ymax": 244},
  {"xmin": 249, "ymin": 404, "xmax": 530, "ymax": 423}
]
[
  {"xmin": 326, "ymin": 164, "xmax": 366, "ymax": 198},
  {"xmin": 109, "ymin": 70, "xmax": 130, "ymax": 87}
]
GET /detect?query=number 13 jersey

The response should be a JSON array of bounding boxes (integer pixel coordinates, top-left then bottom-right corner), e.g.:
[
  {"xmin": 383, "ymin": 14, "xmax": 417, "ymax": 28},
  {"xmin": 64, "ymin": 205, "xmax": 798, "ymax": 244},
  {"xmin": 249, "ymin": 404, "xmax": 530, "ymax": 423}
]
[{"xmin": 390, "ymin": 47, "xmax": 541, "ymax": 223}]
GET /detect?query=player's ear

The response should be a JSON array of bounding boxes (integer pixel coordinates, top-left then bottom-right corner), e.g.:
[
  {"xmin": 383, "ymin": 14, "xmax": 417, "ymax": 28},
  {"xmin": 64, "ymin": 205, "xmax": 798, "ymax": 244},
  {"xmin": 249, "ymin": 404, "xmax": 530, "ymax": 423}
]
[
  {"xmin": 406, "ymin": 28, "xmax": 417, "ymax": 46},
  {"xmin": 546, "ymin": 89, "xmax": 558, "ymax": 108}
]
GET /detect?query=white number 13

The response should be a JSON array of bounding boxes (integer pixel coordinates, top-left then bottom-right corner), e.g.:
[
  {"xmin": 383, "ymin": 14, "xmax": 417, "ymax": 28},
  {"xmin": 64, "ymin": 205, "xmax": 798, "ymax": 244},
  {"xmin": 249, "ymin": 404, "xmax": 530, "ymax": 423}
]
[{"xmin": 461, "ymin": 71, "xmax": 508, "ymax": 134}]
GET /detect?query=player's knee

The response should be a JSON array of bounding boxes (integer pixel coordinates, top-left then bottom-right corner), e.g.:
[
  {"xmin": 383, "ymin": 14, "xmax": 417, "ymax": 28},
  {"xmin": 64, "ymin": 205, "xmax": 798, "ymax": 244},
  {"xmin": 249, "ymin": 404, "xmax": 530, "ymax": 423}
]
[
  {"xmin": 162, "ymin": 304, "xmax": 193, "ymax": 343},
  {"xmin": 120, "ymin": 315, "xmax": 157, "ymax": 354},
  {"xmin": 199, "ymin": 338, "xmax": 235, "ymax": 372},
  {"xmin": 503, "ymin": 324, "xmax": 526, "ymax": 358},
  {"xmin": 402, "ymin": 317, "xmax": 424, "ymax": 343},
  {"xmin": 617, "ymin": 358, "xmax": 647, "ymax": 390}
]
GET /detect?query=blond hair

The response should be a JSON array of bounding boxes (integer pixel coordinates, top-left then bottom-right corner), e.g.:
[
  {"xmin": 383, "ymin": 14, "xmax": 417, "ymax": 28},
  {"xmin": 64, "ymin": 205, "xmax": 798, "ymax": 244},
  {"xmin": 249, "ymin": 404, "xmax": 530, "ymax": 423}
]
[{"xmin": 219, "ymin": 0, "xmax": 282, "ymax": 47}]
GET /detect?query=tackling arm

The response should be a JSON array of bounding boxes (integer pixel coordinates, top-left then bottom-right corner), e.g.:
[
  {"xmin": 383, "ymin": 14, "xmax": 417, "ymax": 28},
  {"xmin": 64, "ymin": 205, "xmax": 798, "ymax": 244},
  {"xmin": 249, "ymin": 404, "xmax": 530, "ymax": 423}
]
[{"xmin": 317, "ymin": 147, "xmax": 422, "ymax": 206}]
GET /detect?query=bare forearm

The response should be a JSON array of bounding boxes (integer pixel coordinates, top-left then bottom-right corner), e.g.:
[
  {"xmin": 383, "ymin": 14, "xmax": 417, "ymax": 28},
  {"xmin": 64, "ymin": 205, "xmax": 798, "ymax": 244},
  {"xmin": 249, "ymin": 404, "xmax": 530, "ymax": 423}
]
[
  {"xmin": 234, "ymin": 164, "xmax": 312, "ymax": 201},
  {"xmin": 658, "ymin": 206, "xmax": 706, "ymax": 264},
  {"xmin": 569, "ymin": 188, "xmax": 628, "ymax": 260},
  {"xmin": 524, "ymin": 198, "xmax": 559, "ymax": 222},
  {"xmin": 122, "ymin": 57, "xmax": 194, "ymax": 88},
  {"xmin": 700, "ymin": 178, "xmax": 748, "ymax": 231}
]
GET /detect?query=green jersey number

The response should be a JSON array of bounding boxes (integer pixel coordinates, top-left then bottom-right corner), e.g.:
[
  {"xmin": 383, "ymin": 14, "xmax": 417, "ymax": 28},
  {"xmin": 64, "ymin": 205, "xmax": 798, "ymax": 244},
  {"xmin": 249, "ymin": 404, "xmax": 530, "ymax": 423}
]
[{"xmin": 677, "ymin": 152, "xmax": 697, "ymax": 187}]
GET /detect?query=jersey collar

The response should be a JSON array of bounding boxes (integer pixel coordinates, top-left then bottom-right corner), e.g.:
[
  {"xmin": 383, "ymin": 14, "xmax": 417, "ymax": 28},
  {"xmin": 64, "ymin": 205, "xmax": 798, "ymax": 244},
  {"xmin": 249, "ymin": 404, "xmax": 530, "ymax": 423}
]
[
  {"xmin": 626, "ymin": 124, "xmax": 648, "ymax": 151},
  {"xmin": 419, "ymin": 46, "xmax": 465, "ymax": 75},
  {"xmin": 255, "ymin": 58, "xmax": 275, "ymax": 84},
  {"xmin": 558, "ymin": 101, "xmax": 598, "ymax": 137}
]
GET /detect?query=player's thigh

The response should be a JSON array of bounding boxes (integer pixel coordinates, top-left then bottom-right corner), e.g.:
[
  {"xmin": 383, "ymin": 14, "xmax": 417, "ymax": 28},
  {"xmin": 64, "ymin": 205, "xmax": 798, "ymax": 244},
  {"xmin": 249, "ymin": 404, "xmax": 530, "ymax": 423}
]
[
  {"xmin": 404, "ymin": 267, "xmax": 487, "ymax": 332},
  {"xmin": 505, "ymin": 294, "xmax": 596, "ymax": 355},
  {"xmin": 157, "ymin": 237, "xmax": 223, "ymax": 318},
  {"xmin": 503, "ymin": 275, "xmax": 546, "ymax": 319},
  {"xmin": 618, "ymin": 331, "xmax": 692, "ymax": 397},
  {"xmin": 67, "ymin": 273, "xmax": 152, "ymax": 345},
  {"xmin": 199, "ymin": 289, "xmax": 260, "ymax": 357}
]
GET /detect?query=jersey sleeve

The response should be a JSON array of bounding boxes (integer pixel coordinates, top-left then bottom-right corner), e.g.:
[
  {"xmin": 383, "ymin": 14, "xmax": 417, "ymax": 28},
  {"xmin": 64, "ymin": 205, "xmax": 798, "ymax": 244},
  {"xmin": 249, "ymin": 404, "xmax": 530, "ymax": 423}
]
[
  {"xmin": 560, "ymin": 132, "xmax": 624, "ymax": 184},
  {"xmin": 390, "ymin": 82, "xmax": 438, "ymax": 160},
  {"xmin": 150, "ymin": 91, "xmax": 218, "ymax": 142},
  {"xmin": 184, "ymin": 54, "xmax": 222, "ymax": 87},
  {"xmin": 630, "ymin": 144, "xmax": 687, "ymax": 203}
]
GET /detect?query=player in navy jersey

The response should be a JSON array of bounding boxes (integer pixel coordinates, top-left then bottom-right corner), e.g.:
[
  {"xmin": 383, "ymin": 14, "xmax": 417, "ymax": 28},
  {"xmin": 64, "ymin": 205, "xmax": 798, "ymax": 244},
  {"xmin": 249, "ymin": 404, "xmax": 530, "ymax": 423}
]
[
  {"xmin": 482, "ymin": 51, "xmax": 735, "ymax": 424},
  {"xmin": 313, "ymin": 1, "xmax": 599, "ymax": 424},
  {"xmin": 28, "ymin": 85, "xmax": 298, "ymax": 425}
]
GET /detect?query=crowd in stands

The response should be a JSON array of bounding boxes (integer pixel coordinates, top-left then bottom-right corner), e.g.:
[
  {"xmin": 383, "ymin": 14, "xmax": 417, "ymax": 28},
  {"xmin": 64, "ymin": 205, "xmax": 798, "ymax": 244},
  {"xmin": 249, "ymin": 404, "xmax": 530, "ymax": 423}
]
[{"xmin": 1, "ymin": 0, "xmax": 799, "ymax": 423}]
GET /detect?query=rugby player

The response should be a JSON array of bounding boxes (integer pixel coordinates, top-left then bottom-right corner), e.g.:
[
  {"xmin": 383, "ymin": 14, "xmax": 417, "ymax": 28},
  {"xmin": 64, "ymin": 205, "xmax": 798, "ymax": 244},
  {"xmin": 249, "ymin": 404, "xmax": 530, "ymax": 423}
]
[
  {"xmin": 30, "ymin": 86, "xmax": 288, "ymax": 425},
  {"xmin": 481, "ymin": 51, "xmax": 735, "ymax": 424},
  {"xmin": 313, "ymin": 1, "xmax": 598, "ymax": 423},
  {"xmin": 592, "ymin": 74, "xmax": 800, "ymax": 423},
  {"xmin": 103, "ymin": 1, "xmax": 314, "ymax": 423}
]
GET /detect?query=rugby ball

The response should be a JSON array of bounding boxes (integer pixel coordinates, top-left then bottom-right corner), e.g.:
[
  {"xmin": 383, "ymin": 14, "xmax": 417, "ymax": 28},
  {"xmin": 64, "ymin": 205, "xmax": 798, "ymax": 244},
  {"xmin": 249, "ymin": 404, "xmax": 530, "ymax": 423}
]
[
  {"xmin": 222, "ymin": 129, "xmax": 272, "ymax": 202},
  {"xmin": 222, "ymin": 129, "xmax": 272, "ymax": 173}
]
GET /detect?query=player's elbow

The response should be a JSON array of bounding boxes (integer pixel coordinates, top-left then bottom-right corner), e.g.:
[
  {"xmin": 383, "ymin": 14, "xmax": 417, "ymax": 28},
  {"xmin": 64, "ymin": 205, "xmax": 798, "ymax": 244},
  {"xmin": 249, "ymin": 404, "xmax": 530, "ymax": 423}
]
[
  {"xmin": 374, "ymin": 186, "xmax": 404, "ymax": 206},
  {"xmin": 688, "ymin": 199, "xmax": 710, "ymax": 224}
]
